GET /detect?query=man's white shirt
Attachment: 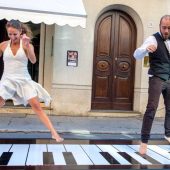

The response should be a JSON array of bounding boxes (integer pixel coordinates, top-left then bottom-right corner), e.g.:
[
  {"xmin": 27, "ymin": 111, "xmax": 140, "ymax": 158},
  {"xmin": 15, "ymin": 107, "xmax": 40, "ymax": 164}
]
[{"xmin": 134, "ymin": 34, "xmax": 170, "ymax": 60}]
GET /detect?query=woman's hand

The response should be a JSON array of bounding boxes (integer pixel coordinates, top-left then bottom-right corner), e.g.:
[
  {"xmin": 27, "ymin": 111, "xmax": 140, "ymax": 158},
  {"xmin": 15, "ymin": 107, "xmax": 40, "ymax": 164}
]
[{"xmin": 22, "ymin": 34, "xmax": 30, "ymax": 48}]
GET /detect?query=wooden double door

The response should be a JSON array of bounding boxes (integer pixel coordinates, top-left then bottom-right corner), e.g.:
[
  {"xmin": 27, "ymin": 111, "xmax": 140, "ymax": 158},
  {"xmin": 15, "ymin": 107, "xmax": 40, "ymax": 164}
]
[{"xmin": 92, "ymin": 11, "xmax": 136, "ymax": 111}]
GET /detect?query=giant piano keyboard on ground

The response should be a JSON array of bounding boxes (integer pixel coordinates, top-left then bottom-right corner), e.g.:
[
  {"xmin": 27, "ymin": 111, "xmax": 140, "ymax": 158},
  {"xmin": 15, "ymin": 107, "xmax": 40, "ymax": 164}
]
[{"xmin": 0, "ymin": 138, "xmax": 170, "ymax": 170}]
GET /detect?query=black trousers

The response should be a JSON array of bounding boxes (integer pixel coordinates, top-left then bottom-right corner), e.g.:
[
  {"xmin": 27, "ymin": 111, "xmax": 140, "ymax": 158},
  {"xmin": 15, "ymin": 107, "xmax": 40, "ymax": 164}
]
[{"xmin": 141, "ymin": 76, "xmax": 170, "ymax": 143}]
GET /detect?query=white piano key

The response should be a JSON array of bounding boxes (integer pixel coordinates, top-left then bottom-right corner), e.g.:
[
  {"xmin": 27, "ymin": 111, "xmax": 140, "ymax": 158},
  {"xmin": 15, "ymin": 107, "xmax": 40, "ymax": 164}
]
[
  {"xmin": 65, "ymin": 144, "xmax": 93, "ymax": 165},
  {"xmin": 97, "ymin": 145, "xmax": 131, "ymax": 165},
  {"xmin": 8, "ymin": 144, "xmax": 29, "ymax": 166},
  {"xmin": 148, "ymin": 145, "xmax": 170, "ymax": 159},
  {"xmin": 130, "ymin": 145, "xmax": 170, "ymax": 164},
  {"xmin": 47, "ymin": 144, "xmax": 66, "ymax": 165},
  {"xmin": 0, "ymin": 144, "xmax": 11, "ymax": 156},
  {"xmin": 158, "ymin": 145, "xmax": 170, "ymax": 152},
  {"xmin": 26, "ymin": 144, "xmax": 47, "ymax": 165},
  {"xmin": 81, "ymin": 145, "xmax": 110, "ymax": 165},
  {"xmin": 113, "ymin": 145, "xmax": 152, "ymax": 165}
]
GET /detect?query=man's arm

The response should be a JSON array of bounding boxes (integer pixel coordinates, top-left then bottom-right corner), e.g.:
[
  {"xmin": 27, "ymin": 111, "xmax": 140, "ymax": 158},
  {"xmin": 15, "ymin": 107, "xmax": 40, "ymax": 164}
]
[{"xmin": 133, "ymin": 36, "xmax": 157, "ymax": 59}]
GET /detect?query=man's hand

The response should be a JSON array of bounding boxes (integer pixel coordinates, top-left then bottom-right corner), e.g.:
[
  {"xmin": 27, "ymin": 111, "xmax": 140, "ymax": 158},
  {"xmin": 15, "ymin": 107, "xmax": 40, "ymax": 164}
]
[{"xmin": 146, "ymin": 45, "xmax": 157, "ymax": 53}]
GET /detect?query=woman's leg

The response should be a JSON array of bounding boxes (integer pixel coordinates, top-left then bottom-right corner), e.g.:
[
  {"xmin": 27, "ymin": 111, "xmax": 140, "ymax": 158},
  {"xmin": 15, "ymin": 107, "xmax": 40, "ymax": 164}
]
[
  {"xmin": 28, "ymin": 97, "xmax": 63, "ymax": 142},
  {"xmin": 0, "ymin": 96, "xmax": 5, "ymax": 107}
]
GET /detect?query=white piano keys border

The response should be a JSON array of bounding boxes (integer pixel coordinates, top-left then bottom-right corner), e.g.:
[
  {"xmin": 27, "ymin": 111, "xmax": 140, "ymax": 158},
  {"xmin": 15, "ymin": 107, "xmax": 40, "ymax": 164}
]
[{"xmin": 0, "ymin": 144, "xmax": 170, "ymax": 166}]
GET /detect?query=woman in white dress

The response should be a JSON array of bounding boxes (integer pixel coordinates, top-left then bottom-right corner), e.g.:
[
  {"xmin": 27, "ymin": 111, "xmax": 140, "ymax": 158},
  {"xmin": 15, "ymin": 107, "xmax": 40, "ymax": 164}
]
[{"xmin": 0, "ymin": 19, "xmax": 63, "ymax": 142}]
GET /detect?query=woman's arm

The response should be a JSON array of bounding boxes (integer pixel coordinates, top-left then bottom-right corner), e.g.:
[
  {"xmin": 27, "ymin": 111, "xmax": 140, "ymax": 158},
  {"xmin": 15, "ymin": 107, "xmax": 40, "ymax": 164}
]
[
  {"xmin": 0, "ymin": 41, "xmax": 7, "ymax": 58},
  {"xmin": 0, "ymin": 43, "xmax": 3, "ymax": 58},
  {"xmin": 22, "ymin": 34, "xmax": 36, "ymax": 64},
  {"xmin": 25, "ymin": 44, "xmax": 36, "ymax": 64}
]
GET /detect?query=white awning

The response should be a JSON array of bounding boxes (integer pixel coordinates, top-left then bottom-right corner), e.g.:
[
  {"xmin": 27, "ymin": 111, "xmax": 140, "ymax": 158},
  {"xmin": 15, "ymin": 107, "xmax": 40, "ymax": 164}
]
[{"xmin": 0, "ymin": 0, "xmax": 87, "ymax": 28}]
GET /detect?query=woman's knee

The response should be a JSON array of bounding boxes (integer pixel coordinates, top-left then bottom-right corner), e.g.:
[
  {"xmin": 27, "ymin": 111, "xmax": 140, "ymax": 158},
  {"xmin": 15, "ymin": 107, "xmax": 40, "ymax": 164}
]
[{"xmin": 28, "ymin": 98, "xmax": 42, "ymax": 112}]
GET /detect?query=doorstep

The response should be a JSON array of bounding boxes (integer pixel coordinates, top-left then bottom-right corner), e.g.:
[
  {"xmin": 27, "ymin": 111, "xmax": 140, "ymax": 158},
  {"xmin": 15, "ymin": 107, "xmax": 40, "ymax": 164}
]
[{"xmin": 88, "ymin": 110, "xmax": 141, "ymax": 117}]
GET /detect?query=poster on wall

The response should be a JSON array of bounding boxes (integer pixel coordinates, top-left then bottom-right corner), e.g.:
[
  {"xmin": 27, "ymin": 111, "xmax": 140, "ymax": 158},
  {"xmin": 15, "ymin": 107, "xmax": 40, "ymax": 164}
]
[{"xmin": 67, "ymin": 50, "xmax": 78, "ymax": 67}]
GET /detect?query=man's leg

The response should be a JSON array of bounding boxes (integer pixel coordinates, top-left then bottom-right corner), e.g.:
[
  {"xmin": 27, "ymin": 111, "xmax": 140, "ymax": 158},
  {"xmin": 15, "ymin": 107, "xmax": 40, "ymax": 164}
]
[
  {"xmin": 163, "ymin": 80, "xmax": 170, "ymax": 139},
  {"xmin": 140, "ymin": 76, "xmax": 163, "ymax": 154}
]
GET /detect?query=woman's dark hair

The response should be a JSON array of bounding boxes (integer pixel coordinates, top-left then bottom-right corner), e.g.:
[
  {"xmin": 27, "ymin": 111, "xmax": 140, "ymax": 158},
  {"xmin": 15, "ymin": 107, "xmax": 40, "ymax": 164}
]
[{"xmin": 6, "ymin": 19, "xmax": 33, "ymax": 39}]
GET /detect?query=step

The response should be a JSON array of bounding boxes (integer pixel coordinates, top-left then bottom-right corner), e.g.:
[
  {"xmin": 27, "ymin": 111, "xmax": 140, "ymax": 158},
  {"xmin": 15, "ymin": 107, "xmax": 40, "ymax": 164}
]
[
  {"xmin": 88, "ymin": 110, "xmax": 141, "ymax": 117},
  {"xmin": 0, "ymin": 104, "xmax": 52, "ymax": 115},
  {"xmin": 0, "ymin": 108, "xmax": 141, "ymax": 117}
]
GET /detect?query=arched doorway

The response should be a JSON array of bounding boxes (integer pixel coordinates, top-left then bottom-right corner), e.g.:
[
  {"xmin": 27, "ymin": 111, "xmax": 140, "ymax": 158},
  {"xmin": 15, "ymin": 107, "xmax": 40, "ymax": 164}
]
[{"xmin": 91, "ymin": 10, "xmax": 136, "ymax": 111}]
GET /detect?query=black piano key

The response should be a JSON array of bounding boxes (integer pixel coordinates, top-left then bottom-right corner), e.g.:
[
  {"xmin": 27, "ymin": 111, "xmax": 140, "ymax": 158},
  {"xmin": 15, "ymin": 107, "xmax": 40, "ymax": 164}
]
[
  {"xmin": 0, "ymin": 152, "xmax": 13, "ymax": 165},
  {"xmin": 118, "ymin": 152, "xmax": 139, "ymax": 164},
  {"xmin": 43, "ymin": 152, "xmax": 54, "ymax": 165},
  {"xmin": 136, "ymin": 152, "xmax": 161, "ymax": 164},
  {"xmin": 63, "ymin": 152, "xmax": 77, "ymax": 165},
  {"xmin": 100, "ymin": 152, "xmax": 120, "ymax": 164}
]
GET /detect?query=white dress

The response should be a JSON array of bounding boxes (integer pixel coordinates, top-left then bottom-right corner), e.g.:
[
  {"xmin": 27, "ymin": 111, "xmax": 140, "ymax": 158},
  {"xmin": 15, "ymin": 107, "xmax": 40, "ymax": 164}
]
[{"xmin": 0, "ymin": 39, "xmax": 51, "ymax": 106}]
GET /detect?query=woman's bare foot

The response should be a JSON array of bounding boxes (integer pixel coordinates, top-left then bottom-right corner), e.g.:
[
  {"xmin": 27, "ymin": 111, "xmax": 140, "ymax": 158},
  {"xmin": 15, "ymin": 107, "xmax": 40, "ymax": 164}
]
[
  {"xmin": 52, "ymin": 134, "xmax": 64, "ymax": 143},
  {"xmin": 0, "ymin": 97, "xmax": 5, "ymax": 107},
  {"xmin": 139, "ymin": 142, "xmax": 147, "ymax": 155}
]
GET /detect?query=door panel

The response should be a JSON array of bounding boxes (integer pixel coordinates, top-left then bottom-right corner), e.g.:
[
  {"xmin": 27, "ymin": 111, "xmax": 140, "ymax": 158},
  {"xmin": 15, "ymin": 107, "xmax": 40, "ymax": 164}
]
[
  {"xmin": 95, "ymin": 76, "xmax": 109, "ymax": 97},
  {"xmin": 97, "ymin": 16, "xmax": 112, "ymax": 56},
  {"xmin": 92, "ymin": 11, "xmax": 136, "ymax": 111},
  {"xmin": 94, "ymin": 14, "xmax": 113, "ymax": 106}
]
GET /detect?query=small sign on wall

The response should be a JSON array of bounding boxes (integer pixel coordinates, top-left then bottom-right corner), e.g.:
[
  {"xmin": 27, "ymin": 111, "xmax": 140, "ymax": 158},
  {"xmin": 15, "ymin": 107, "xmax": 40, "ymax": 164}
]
[{"xmin": 67, "ymin": 50, "xmax": 78, "ymax": 67}]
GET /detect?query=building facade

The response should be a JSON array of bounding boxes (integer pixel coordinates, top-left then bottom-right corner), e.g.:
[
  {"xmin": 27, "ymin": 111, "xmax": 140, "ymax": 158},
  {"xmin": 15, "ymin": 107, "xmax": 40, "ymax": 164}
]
[
  {"xmin": 50, "ymin": 0, "xmax": 169, "ymax": 117},
  {"xmin": 0, "ymin": 0, "xmax": 169, "ymax": 117}
]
